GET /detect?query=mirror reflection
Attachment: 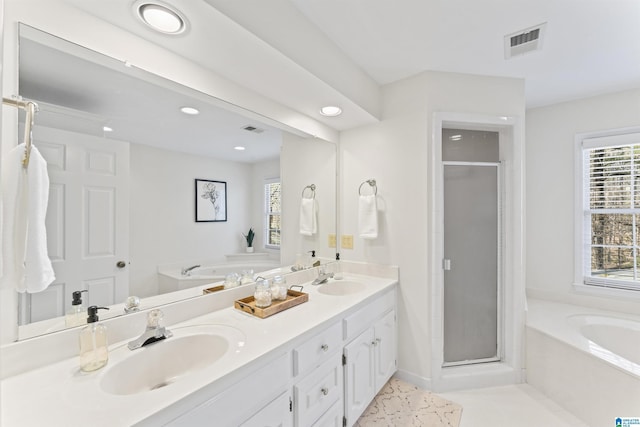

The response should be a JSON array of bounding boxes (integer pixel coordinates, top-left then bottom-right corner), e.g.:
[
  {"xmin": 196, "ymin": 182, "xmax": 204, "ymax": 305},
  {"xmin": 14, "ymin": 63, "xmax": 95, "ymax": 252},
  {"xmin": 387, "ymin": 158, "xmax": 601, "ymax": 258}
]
[{"xmin": 14, "ymin": 25, "xmax": 336, "ymax": 339}]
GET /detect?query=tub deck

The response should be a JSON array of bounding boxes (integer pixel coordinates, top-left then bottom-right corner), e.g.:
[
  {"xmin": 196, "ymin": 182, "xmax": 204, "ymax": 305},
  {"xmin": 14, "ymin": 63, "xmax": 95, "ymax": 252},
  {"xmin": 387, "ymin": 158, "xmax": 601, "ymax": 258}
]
[{"xmin": 526, "ymin": 298, "xmax": 640, "ymax": 426}]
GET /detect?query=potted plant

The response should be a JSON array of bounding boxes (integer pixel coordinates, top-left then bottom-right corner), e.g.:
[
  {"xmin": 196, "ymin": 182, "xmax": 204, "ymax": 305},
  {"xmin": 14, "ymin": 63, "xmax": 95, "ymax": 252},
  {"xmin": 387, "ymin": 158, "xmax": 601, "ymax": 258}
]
[{"xmin": 243, "ymin": 228, "xmax": 255, "ymax": 253}]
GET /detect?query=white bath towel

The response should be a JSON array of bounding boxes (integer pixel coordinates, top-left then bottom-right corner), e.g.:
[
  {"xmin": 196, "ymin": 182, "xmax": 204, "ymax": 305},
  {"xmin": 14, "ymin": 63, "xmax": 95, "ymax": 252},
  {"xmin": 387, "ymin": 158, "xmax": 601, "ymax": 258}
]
[
  {"xmin": 299, "ymin": 197, "xmax": 317, "ymax": 236},
  {"xmin": 358, "ymin": 194, "xmax": 378, "ymax": 239},
  {"xmin": 1, "ymin": 143, "xmax": 55, "ymax": 293}
]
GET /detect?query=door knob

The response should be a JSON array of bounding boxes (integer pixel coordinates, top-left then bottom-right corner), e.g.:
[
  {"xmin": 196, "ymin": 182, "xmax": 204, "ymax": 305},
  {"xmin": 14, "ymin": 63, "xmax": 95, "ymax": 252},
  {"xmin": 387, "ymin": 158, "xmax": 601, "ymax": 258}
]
[{"xmin": 116, "ymin": 261, "xmax": 127, "ymax": 269}]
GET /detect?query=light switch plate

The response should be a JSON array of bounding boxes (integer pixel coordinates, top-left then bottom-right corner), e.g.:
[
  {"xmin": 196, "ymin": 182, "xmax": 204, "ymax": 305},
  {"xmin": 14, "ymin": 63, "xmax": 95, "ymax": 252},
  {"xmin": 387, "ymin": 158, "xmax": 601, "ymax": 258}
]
[
  {"xmin": 328, "ymin": 234, "xmax": 336, "ymax": 248},
  {"xmin": 341, "ymin": 235, "xmax": 354, "ymax": 249}
]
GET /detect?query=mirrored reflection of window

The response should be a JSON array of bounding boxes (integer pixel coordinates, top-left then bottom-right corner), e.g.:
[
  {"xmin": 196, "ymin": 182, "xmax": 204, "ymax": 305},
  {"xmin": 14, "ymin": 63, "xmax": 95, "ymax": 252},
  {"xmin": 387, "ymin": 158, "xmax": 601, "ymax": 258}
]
[{"xmin": 265, "ymin": 180, "xmax": 281, "ymax": 249}]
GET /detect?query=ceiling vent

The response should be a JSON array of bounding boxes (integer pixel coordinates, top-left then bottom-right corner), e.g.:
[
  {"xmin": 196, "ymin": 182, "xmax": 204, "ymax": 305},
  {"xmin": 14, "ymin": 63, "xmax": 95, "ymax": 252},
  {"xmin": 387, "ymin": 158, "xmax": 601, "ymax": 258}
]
[
  {"xmin": 243, "ymin": 125, "xmax": 265, "ymax": 134},
  {"xmin": 504, "ymin": 23, "xmax": 546, "ymax": 59}
]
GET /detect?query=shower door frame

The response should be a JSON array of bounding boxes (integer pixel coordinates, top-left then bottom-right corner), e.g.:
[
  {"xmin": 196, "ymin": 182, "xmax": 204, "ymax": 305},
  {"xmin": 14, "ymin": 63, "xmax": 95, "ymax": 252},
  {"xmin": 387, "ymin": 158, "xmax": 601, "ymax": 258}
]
[{"xmin": 429, "ymin": 111, "xmax": 525, "ymax": 392}]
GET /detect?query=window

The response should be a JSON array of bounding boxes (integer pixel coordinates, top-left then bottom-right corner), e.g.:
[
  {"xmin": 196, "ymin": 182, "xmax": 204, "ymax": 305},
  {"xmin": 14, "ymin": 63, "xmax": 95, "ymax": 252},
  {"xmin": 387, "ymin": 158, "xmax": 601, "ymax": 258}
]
[
  {"xmin": 264, "ymin": 179, "xmax": 281, "ymax": 249},
  {"xmin": 578, "ymin": 130, "xmax": 640, "ymax": 291}
]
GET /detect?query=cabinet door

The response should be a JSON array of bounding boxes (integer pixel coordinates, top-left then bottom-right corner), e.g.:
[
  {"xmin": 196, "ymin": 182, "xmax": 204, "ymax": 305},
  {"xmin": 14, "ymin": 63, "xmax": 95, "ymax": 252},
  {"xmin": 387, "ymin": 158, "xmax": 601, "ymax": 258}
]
[
  {"xmin": 311, "ymin": 400, "xmax": 343, "ymax": 427},
  {"xmin": 344, "ymin": 328, "xmax": 375, "ymax": 425},
  {"xmin": 241, "ymin": 392, "xmax": 292, "ymax": 427},
  {"xmin": 374, "ymin": 310, "xmax": 397, "ymax": 391}
]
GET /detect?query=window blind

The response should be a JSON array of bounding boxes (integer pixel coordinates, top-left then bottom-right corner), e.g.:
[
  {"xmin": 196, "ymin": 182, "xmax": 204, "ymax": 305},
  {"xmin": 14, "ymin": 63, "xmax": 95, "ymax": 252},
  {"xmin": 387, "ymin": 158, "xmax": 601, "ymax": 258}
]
[{"xmin": 582, "ymin": 132, "xmax": 640, "ymax": 291}]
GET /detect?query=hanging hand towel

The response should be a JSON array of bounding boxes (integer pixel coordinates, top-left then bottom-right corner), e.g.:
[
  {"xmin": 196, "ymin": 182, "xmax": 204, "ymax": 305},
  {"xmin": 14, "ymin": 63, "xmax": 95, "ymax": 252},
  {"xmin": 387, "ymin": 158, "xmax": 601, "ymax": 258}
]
[
  {"xmin": 358, "ymin": 194, "xmax": 378, "ymax": 239},
  {"xmin": 1, "ymin": 143, "xmax": 55, "ymax": 293},
  {"xmin": 299, "ymin": 197, "xmax": 317, "ymax": 236}
]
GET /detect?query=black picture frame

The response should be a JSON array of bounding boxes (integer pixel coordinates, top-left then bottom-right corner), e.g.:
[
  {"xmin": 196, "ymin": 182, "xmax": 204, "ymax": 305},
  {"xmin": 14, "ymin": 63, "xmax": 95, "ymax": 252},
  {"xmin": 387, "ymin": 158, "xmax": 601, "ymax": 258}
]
[{"xmin": 195, "ymin": 179, "xmax": 227, "ymax": 222}]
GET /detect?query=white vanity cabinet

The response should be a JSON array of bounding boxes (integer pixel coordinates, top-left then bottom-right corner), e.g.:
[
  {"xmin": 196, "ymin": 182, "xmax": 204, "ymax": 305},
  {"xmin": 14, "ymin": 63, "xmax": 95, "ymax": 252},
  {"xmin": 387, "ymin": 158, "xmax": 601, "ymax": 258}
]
[
  {"xmin": 165, "ymin": 352, "xmax": 292, "ymax": 427},
  {"xmin": 342, "ymin": 290, "xmax": 397, "ymax": 426},
  {"xmin": 240, "ymin": 392, "xmax": 293, "ymax": 427},
  {"xmin": 293, "ymin": 352, "xmax": 343, "ymax": 426},
  {"xmin": 292, "ymin": 321, "xmax": 343, "ymax": 426}
]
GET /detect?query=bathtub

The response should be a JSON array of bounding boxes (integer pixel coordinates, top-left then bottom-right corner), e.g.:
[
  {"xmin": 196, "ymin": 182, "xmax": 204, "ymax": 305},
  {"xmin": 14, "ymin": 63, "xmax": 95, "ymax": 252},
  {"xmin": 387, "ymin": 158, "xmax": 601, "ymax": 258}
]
[
  {"xmin": 526, "ymin": 299, "xmax": 640, "ymax": 426},
  {"xmin": 158, "ymin": 262, "xmax": 282, "ymax": 293}
]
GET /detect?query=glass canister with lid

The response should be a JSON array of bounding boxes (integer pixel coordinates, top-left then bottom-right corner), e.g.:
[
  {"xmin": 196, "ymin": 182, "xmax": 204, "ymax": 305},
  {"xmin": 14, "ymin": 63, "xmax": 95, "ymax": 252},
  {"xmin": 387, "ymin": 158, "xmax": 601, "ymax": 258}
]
[
  {"xmin": 254, "ymin": 279, "xmax": 272, "ymax": 308},
  {"xmin": 270, "ymin": 275, "xmax": 288, "ymax": 301}
]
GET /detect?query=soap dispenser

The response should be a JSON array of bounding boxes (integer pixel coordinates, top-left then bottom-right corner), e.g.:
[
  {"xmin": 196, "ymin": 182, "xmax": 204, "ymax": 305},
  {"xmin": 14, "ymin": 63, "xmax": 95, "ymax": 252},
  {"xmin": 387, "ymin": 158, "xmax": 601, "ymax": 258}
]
[
  {"xmin": 79, "ymin": 306, "xmax": 110, "ymax": 372},
  {"xmin": 65, "ymin": 290, "xmax": 88, "ymax": 327}
]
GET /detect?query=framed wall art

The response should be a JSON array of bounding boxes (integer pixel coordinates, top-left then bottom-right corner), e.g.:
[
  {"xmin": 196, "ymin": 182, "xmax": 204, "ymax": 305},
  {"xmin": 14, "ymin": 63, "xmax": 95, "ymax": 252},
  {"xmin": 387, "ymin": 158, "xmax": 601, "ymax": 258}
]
[{"xmin": 195, "ymin": 179, "xmax": 227, "ymax": 222}]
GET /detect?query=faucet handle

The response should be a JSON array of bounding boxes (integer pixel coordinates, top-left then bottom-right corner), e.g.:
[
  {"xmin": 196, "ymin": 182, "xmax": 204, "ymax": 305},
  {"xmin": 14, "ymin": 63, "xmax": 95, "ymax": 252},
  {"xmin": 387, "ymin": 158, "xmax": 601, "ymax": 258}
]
[
  {"xmin": 124, "ymin": 296, "xmax": 140, "ymax": 313},
  {"xmin": 147, "ymin": 309, "xmax": 164, "ymax": 328}
]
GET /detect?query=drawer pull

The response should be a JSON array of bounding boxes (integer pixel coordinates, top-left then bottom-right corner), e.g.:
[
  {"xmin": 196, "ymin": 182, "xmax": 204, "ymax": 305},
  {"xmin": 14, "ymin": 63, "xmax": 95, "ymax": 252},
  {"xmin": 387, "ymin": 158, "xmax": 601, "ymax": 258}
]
[
  {"xmin": 371, "ymin": 340, "xmax": 377, "ymax": 346},
  {"xmin": 320, "ymin": 387, "xmax": 329, "ymax": 396},
  {"xmin": 320, "ymin": 344, "xmax": 329, "ymax": 352}
]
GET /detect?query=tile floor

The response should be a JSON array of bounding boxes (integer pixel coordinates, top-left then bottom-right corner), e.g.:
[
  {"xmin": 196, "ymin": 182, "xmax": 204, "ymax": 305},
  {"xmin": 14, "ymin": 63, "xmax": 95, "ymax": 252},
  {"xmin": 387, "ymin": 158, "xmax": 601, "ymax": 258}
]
[{"xmin": 439, "ymin": 384, "xmax": 589, "ymax": 427}]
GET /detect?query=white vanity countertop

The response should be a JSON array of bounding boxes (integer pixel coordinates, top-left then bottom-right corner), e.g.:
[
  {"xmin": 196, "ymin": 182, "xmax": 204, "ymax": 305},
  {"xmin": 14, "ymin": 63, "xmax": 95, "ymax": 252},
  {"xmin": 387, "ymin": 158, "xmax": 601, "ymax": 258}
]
[{"xmin": 1, "ymin": 273, "xmax": 397, "ymax": 427}]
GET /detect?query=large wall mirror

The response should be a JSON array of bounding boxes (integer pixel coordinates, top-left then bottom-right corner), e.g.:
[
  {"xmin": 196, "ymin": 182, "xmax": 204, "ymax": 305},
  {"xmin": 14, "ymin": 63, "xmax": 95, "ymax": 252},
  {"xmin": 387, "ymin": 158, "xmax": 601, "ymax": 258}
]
[{"xmin": 12, "ymin": 24, "xmax": 337, "ymax": 340}]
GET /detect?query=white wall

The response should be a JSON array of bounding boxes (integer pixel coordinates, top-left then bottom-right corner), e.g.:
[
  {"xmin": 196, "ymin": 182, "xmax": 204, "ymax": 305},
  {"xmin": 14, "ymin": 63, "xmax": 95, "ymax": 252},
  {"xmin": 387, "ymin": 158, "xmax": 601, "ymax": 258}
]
[
  {"xmin": 526, "ymin": 89, "xmax": 640, "ymax": 312},
  {"xmin": 281, "ymin": 133, "xmax": 337, "ymax": 266},
  {"xmin": 129, "ymin": 144, "xmax": 252, "ymax": 297},
  {"xmin": 340, "ymin": 70, "xmax": 525, "ymax": 384}
]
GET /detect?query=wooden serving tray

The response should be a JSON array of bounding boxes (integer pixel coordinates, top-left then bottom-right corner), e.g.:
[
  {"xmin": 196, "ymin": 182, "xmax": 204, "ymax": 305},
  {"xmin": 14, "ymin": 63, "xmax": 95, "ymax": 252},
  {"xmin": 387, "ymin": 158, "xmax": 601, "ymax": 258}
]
[
  {"xmin": 203, "ymin": 285, "xmax": 225, "ymax": 294},
  {"xmin": 234, "ymin": 289, "xmax": 308, "ymax": 318}
]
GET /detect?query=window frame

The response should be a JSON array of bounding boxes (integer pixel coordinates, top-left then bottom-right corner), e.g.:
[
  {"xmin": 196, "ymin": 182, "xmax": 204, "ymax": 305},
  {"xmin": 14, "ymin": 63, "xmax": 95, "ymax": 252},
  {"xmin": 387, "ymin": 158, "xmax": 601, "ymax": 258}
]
[
  {"xmin": 574, "ymin": 127, "xmax": 640, "ymax": 296},
  {"xmin": 264, "ymin": 178, "xmax": 281, "ymax": 250}
]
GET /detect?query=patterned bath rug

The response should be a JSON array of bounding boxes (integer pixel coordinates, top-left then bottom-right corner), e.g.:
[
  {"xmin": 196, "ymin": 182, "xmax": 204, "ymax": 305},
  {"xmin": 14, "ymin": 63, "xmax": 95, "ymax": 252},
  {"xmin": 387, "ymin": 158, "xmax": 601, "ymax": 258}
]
[{"xmin": 356, "ymin": 377, "xmax": 463, "ymax": 426}]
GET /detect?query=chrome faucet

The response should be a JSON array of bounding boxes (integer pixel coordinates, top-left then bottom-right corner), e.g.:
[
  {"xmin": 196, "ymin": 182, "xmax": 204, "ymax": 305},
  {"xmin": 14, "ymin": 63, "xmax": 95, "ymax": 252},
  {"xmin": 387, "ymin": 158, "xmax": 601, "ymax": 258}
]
[
  {"xmin": 128, "ymin": 309, "xmax": 173, "ymax": 350},
  {"xmin": 311, "ymin": 266, "xmax": 334, "ymax": 286},
  {"xmin": 181, "ymin": 264, "xmax": 201, "ymax": 276}
]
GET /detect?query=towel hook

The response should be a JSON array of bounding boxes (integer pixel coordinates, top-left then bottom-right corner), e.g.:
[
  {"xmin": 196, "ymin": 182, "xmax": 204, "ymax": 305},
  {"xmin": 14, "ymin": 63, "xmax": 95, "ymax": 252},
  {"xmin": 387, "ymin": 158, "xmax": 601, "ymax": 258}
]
[
  {"xmin": 2, "ymin": 96, "xmax": 39, "ymax": 168},
  {"xmin": 302, "ymin": 184, "xmax": 316, "ymax": 199},
  {"xmin": 358, "ymin": 179, "xmax": 377, "ymax": 196}
]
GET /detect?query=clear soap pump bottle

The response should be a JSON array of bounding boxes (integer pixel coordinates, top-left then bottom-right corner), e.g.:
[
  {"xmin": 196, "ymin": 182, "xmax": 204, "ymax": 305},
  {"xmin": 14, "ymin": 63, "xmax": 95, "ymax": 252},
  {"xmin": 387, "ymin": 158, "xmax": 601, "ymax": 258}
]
[
  {"xmin": 65, "ymin": 290, "xmax": 88, "ymax": 327},
  {"xmin": 79, "ymin": 306, "xmax": 110, "ymax": 372}
]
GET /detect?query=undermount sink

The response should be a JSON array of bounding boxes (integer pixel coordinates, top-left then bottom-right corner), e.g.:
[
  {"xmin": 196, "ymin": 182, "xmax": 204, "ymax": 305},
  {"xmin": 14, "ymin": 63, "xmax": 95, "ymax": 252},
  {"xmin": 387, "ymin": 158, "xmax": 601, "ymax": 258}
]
[
  {"xmin": 318, "ymin": 280, "xmax": 366, "ymax": 296},
  {"xmin": 100, "ymin": 325, "xmax": 244, "ymax": 395}
]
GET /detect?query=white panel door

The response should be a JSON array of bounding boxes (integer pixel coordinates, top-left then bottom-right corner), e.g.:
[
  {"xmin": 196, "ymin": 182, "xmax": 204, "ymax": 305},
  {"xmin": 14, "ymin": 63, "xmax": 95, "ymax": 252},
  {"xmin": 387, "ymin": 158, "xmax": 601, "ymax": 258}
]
[{"xmin": 23, "ymin": 126, "xmax": 129, "ymax": 323}]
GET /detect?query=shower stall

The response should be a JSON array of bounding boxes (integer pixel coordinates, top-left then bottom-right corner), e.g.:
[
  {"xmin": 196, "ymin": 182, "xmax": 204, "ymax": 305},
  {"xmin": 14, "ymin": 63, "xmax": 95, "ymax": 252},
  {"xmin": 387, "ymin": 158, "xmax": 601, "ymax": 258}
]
[
  {"xmin": 430, "ymin": 112, "xmax": 525, "ymax": 392},
  {"xmin": 442, "ymin": 130, "xmax": 501, "ymax": 366}
]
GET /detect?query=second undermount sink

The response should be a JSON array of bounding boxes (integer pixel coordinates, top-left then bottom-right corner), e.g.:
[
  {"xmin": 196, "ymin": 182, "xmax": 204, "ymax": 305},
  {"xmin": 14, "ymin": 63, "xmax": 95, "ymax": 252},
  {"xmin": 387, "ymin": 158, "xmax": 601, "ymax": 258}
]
[
  {"xmin": 100, "ymin": 324, "xmax": 245, "ymax": 395},
  {"xmin": 318, "ymin": 280, "xmax": 366, "ymax": 296}
]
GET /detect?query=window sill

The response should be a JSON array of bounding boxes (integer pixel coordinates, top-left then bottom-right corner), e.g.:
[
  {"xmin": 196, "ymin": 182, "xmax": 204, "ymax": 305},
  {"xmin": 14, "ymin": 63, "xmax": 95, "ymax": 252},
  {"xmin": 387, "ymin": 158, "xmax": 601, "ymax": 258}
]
[{"xmin": 572, "ymin": 282, "xmax": 640, "ymax": 301}]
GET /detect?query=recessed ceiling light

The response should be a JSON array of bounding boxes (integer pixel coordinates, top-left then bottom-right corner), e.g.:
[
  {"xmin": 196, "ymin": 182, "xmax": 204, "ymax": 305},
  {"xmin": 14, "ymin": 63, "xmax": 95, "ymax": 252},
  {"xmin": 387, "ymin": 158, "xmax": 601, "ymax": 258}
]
[
  {"xmin": 320, "ymin": 106, "xmax": 342, "ymax": 117},
  {"xmin": 103, "ymin": 126, "xmax": 113, "ymax": 132},
  {"xmin": 136, "ymin": 2, "xmax": 187, "ymax": 35},
  {"xmin": 234, "ymin": 146, "xmax": 246, "ymax": 151},
  {"xmin": 180, "ymin": 106, "xmax": 199, "ymax": 115}
]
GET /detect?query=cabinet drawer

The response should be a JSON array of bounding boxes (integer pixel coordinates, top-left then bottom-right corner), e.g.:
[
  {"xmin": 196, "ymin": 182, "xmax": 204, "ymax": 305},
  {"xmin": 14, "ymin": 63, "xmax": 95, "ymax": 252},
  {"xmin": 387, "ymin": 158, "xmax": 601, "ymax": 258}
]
[
  {"xmin": 294, "ymin": 353, "xmax": 343, "ymax": 426},
  {"xmin": 343, "ymin": 288, "xmax": 394, "ymax": 340},
  {"xmin": 293, "ymin": 321, "xmax": 341, "ymax": 376}
]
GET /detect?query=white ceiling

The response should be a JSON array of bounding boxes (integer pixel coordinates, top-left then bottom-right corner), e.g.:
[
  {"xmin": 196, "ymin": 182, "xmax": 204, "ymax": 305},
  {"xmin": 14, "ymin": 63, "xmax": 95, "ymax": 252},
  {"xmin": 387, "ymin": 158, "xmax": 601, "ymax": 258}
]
[
  {"xmin": 46, "ymin": 0, "xmax": 640, "ymax": 136},
  {"xmin": 290, "ymin": 0, "xmax": 640, "ymax": 109},
  {"xmin": 208, "ymin": 0, "xmax": 640, "ymax": 110}
]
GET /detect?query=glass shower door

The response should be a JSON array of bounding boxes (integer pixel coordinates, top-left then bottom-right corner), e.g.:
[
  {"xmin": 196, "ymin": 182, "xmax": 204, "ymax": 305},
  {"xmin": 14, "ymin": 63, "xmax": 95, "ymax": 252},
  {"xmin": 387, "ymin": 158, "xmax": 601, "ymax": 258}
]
[{"xmin": 443, "ymin": 162, "xmax": 500, "ymax": 365}]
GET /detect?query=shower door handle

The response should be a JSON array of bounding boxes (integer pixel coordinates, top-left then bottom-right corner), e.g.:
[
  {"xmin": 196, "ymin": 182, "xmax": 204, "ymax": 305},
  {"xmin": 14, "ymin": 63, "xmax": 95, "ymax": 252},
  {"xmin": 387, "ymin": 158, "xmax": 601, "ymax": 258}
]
[{"xmin": 443, "ymin": 259, "xmax": 451, "ymax": 271}]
